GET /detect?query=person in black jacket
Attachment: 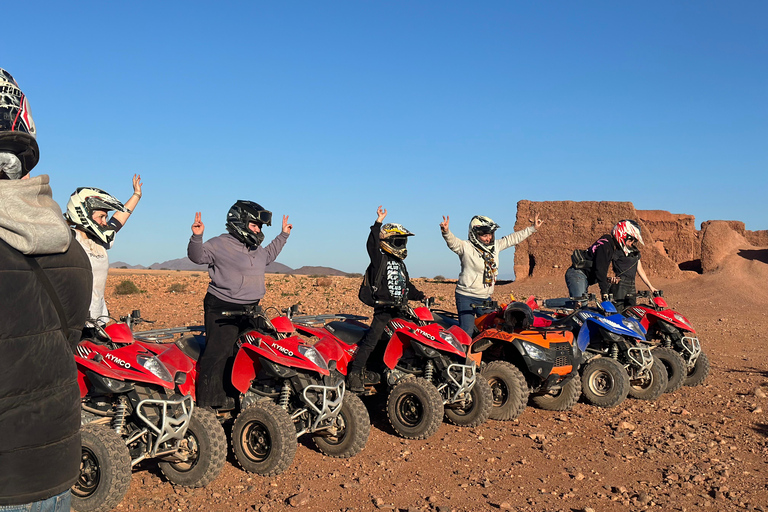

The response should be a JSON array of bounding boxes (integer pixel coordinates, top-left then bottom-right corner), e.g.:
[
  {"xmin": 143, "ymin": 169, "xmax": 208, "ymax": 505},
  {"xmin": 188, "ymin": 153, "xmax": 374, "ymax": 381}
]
[
  {"xmin": 564, "ymin": 219, "xmax": 656, "ymax": 304},
  {"xmin": 0, "ymin": 68, "xmax": 92, "ymax": 510},
  {"xmin": 347, "ymin": 205, "xmax": 425, "ymax": 393}
]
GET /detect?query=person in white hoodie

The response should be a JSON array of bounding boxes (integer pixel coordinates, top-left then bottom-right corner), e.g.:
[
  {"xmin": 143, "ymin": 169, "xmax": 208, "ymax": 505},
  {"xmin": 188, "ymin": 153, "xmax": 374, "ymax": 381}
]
[{"xmin": 440, "ymin": 213, "xmax": 542, "ymax": 335}]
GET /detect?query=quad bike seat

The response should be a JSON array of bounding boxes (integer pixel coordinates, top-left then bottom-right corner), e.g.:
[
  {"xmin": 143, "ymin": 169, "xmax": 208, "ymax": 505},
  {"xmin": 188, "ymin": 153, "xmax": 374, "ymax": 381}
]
[
  {"xmin": 431, "ymin": 309, "xmax": 460, "ymax": 330},
  {"xmin": 325, "ymin": 321, "xmax": 368, "ymax": 346},
  {"xmin": 175, "ymin": 334, "xmax": 207, "ymax": 361}
]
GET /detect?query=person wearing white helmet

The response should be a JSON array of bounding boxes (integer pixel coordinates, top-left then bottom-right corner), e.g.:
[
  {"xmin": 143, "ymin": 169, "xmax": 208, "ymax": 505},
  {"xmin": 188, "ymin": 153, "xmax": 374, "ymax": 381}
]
[
  {"xmin": 440, "ymin": 213, "xmax": 542, "ymax": 335},
  {"xmin": 65, "ymin": 175, "xmax": 143, "ymax": 323},
  {"xmin": 565, "ymin": 219, "xmax": 657, "ymax": 307},
  {"xmin": 0, "ymin": 67, "xmax": 92, "ymax": 512}
]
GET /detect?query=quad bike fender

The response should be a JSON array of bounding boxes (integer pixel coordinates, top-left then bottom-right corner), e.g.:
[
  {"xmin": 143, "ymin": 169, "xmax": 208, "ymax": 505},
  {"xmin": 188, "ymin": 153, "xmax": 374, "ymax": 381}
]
[
  {"xmin": 447, "ymin": 325, "xmax": 472, "ymax": 346},
  {"xmin": 383, "ymin": 332, "xmax": 410, "ymax": 370},
  {"xmin": 157, "ymin": 344, "xmax": 195, "ymax": 374},
  {"xmin": 231, "ymin": 346, "xmax": 261, "ymax": 393},
  {"xmin": 104, "ymin": 322, "xmax": 133, "ymax": 344}
]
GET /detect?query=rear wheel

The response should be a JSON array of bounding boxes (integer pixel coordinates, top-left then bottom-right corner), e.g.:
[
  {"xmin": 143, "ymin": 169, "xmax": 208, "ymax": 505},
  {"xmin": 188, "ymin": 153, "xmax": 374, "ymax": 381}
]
[
  {"xmin": 481, "ymin": 361, "xmax": 528, "ymax": 421},
  {"xmin": 158, "ymin": 407, "xmax": 227, "ymax": 487},
  {"xmin": 232, "ymin": 401, "xmax": 297, "ymax": 476},
  {"xmin": 312, "ymin": 393, "xmax": 371, "ymax": 458},
  {"xmin": 628, "ymin": 358, "xmax": 668, "ymax": 401},
  {"xmin": 387, "ymin": 377, "xmax": 443, "ymax": 440},
  {"xmin": 580, "ymin": 357, "xmax": 629, "ymax": 408},
  {"xmin": 444, "ymin": 375, "xmax": 493, "ymax": 427},
  {"xmin": 684, "ymin": 350, "xmax": 710, "ymax": 387},
  {"xmin": 531, "ymin": 376, "xmax": 582, "ymax": 411},
  {"xmin": 653, "ymin": 347, "xmax": 686, "ymax": 393},
  {"xmin": 71, "ymin": 424, "xmax": 131, "ymax": 512}
]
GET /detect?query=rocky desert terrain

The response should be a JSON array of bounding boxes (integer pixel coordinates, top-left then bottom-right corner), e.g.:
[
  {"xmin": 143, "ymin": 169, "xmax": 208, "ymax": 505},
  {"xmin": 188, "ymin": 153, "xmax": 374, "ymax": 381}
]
[{"xmin": 100, "ymin": 228, "xmax": 768, "ymax": 512}]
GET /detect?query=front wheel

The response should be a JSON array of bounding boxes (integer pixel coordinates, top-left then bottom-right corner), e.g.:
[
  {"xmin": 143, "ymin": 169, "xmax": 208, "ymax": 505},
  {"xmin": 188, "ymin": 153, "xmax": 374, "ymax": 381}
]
[
  {"xmin": 387, "ymin": 377, "xmax": 444, "ymax": 440},
  {"xmin": 531, "ymin": 376, "xmax": 582, "ymax": 411},
  {"xmin": 580, "ymin": 357, "xmax": 629, "ymax": 408},
  {"xmin": 684, "ymin": 350, "xmax": 710, "ymax": 387},
  {"xmin": 71, "ymin": 424, "xmax": 132, "ymax": 512},
  {"xmin": 653, "ymin": 347, "xmax": 686, "ymax": 393},
  {"xmin": 232, "ymin": 401, "xmax": 297, "ymax": 476},
  {"xmin": 312, "ymin": 393, "xmax": 371, "ymax": 458},
  {"xmin": 628, "ymin": 358, "xmax": 668, "ymax": 401},
  {"xmin": 481, "ymin": 361, "xmax": 528, "ymax": 421},
  {"xmin": 158, "ymin": 407, "xmax": 227, "ymax": 487},
  {"xmin": 444, "ymin": 375, "xmax": 493, "ymax": 427}
]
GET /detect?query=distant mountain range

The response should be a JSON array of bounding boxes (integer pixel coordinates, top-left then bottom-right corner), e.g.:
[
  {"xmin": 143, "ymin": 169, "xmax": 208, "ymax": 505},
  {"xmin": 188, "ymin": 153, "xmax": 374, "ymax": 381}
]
[{"xmin": 110, "ymin": 257, "xmax": 353, "ymax": 276}]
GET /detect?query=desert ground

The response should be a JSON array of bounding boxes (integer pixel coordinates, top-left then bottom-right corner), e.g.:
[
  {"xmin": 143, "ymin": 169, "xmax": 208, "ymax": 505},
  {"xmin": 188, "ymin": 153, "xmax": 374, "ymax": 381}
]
[{"xmin": 101, "ymin": 249, "xmax": 768, "ymax": 512}]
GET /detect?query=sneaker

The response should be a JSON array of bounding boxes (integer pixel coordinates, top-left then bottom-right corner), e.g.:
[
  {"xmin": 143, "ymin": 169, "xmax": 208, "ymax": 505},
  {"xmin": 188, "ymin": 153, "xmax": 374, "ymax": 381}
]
[
  {"xmin": 363, "ymin": 369, "xmax": 381, "ymax": 385},
  {"xmin": 347, "ymin": 372, "xmax": 365, "ymax": 393}
]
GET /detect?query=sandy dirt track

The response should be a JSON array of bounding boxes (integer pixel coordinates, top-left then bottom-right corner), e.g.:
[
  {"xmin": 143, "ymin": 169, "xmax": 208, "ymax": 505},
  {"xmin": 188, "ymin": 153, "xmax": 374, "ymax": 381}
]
[{"xmin": 100, "ymin": 253, "xmax": 768, "ymax": 512}]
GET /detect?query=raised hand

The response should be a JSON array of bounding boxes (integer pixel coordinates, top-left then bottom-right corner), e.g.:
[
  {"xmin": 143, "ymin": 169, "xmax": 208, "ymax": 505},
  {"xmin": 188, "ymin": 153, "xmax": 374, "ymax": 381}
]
[
  {"xmin": 531, "ymin": 212, "xmax": 543, "ymax": 229},
  {"xmin": 192, "ymin": 212, "xmax": 204, "ymax": 236},
  {"xmin": 282, "ymin": 215, "xmax": 293, "ymax": 234},
  {"xmin": 440, "ymin": 215, "xmax": 450, "ymax": 233},
  {"xmin": 377, "ymin": 205, "xmax": 387, "ymax": 223},
  {"xmin": 132, "ymin": 174, "xmax": 143, "ymax": 197}
]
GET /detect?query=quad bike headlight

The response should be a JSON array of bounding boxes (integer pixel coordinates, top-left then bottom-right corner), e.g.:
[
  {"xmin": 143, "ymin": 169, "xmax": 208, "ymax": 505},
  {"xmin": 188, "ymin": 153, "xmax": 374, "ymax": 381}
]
[
  {"xmin": 136, "ymin": 355, "xmax": 173, "ymax": 382},
  {"xmin": 673, "ymin": 313, "xmax": 692, "ymax": 329},
  {"xmin": 298, "ymin": 345, "xmax": 328, "ymax": 370},
  {"xmin": 439, "ymin": 331, "xmax": 464, "ymax": 353},
  {"xmin": 621, "ymin": 317, "xmax": 646, "ymax": 338},
  {"xmin": 521, "ymin": 342, "xmax": 553, "ymax": 362}
]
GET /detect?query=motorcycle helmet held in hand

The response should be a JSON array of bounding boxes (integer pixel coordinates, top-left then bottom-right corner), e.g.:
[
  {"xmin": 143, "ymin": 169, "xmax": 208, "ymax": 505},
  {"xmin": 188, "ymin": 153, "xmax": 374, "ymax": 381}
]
[
  {"xmin": 468, "ymin": 215, "xmax": 500, "ymax": 253},
  {"xmin": 612, "ymin": 219, "xmax": 644, "ymax": 255},
  {"xmin": 65, "ymin": 187, "xmax": 127, "ymax": 244},
  {"xmin": 0, "ymin": 68, "xmax": 38, "ymax": 177},
  {"xmin": 227, "ymin": 200, "xmax": 272, "ymax": 248},
  {"xmin": 380, "ymin": 223, "xmax": 414, "ymax": 260}
]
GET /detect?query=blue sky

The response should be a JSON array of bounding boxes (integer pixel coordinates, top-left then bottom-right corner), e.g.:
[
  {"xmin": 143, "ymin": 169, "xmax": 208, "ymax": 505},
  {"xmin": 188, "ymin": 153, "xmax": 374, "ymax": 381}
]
[{"xmin": 5, "ymin": 1, "xmax": 766, "ymax": 278}]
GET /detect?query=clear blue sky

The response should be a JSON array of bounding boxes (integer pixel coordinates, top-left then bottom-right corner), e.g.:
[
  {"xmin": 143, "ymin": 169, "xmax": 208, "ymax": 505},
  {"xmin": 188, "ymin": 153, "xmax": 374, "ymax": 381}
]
[{"xmin": 5, "ymin": 1, "xmax": 766, "ymax": 278}]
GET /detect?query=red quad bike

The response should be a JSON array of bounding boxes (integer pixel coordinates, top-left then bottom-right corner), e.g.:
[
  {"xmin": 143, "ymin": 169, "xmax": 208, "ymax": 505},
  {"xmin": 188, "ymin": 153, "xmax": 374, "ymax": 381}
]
[
  {"xmin": 624, "ymin": 290, "xmax": 709, "ymax": 390},
  {"xmin": 72, "ymin": 317, "xmax": 227, "ymax": 512},
  {"xmin": 216, "ymin": 305, "xmax": 370, "ymax": 476},
  {"xmin": 294, "ymin": 299, "xmax": 493, "ymax": 440},
  {"xmin": 467, "ymin": 300, "xmax": 584, "ymax": 419}
]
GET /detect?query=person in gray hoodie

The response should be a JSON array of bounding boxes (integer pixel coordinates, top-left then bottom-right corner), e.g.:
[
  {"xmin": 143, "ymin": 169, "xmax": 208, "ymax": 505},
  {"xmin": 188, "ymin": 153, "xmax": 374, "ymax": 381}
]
[
  {"xmin": 440, "ymin": 213, "xmax": 542, "ymax": 335},
  {"xmin": 188, "ymin": 200, "xmax": 292, "ymax": 409}
]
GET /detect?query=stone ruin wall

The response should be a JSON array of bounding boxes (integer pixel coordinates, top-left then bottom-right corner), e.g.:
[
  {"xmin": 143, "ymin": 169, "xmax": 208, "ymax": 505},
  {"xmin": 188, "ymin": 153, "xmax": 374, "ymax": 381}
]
[{"xmin": 512, "ymin": 200, "xmax": 767, "ymax": 280}]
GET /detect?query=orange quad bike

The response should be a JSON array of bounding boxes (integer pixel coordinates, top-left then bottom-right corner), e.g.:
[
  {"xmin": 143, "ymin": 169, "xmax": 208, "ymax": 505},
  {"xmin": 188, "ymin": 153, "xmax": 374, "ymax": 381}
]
[{"xmin": 465, "ymin": 299, "xmax": 585, "ymax": 419}]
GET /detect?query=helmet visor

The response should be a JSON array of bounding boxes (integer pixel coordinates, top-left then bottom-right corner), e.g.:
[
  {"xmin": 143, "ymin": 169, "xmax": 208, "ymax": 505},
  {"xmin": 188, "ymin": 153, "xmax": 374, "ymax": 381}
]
[
  {"xmin": 473, "ymin": 226, "xmax": 495, "ymax": 236},
  {"xmin": 245, "ymin": 209, "xmax": 272, "ymax": 227},
  {"xmin": 389, "ymin": 236, "xmax": 408, "ymax": 248}
]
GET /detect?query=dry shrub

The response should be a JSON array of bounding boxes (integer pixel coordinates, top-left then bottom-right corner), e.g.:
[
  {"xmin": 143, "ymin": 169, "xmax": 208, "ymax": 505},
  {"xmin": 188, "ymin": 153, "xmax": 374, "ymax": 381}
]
[
  {"xmin": 115, "ymin": 280, "xmax": 143, "ymax": 295},
  {"xmin": 316, "ymin": 277, "xmax": 333, "ymax": 288},
  {"xmin": 167, "ymin": 282, "xmax": 188, "ymax": 293}
]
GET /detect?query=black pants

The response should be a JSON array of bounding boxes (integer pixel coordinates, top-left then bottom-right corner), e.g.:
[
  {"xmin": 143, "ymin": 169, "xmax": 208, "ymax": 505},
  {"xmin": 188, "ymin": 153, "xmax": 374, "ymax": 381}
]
[
  {"xmin": 197, "ymin": 293, "xmax": 258, "ymax": 408},
  {"xmin": 348, "ymin": 308, "xmax": 394, "ymax": 376},
  {"xmin": 609, "ymin": 279, "xmax": 637, "ymax": 312}
]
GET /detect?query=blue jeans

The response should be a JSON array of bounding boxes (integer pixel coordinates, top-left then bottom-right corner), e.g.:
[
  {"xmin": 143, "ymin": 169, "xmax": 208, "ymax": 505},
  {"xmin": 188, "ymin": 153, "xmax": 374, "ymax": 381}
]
[
  {"xmin": 0, "ymin": 490, "xmax": 71, "ymax": 512},
  {"xmin": 455, "ymin": 291, "xmax": 493, "ymax": 336},
  {"xmin": 564, "ymin": 267, "xmax": 588, "ymax": 298}
]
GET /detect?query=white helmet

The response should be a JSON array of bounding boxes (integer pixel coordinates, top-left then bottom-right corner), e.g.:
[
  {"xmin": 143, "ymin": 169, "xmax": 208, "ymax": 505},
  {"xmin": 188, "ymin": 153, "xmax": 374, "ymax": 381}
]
[
  {"xmin": 65, "ymin": 187, "xmax": 126, "ymax": 244},
  {"xmin": 468, "ymin": 215, "xmax": 499, "ymax": 253}
]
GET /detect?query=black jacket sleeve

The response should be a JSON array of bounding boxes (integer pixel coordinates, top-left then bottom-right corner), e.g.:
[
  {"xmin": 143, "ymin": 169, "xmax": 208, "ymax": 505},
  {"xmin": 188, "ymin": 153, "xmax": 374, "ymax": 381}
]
[{"xmin": 592, "ymin": 238, "xmax": 615, "ymax": 295}]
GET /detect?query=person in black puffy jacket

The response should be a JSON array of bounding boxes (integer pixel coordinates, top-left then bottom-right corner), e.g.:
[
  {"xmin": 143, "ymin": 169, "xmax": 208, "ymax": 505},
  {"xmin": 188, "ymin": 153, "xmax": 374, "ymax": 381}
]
[
  {"xmin": 0, "ymin": 68, "xmax": 92, "ymax": 509},
  {"xmin": 347, "ymin": 205, "xmax": 425, "ymax": 393}
]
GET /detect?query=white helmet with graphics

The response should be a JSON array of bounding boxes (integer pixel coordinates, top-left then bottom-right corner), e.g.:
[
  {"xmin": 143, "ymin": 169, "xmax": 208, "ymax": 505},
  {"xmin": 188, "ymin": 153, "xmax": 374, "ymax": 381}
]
[{"xmin": 65, "ymin": 187, "xmax": 127, "ymax": 244}]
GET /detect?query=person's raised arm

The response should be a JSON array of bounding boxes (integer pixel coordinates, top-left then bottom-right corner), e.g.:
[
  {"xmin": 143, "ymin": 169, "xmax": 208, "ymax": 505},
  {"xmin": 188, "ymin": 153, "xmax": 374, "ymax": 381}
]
[
  {"xmin": 366, "ymin": 205, "xmax": 387, "ymax": 260},
  {"xmin": 188, "ymin": 212, "xmax": 213, "ymax": 264},
  {"xmin": 440, "ymin": 214, "xmax": 464, "ymax": 255},
  {"xmin": 112, "ymin": 174, "xmax": 142, "ymax": 226}
]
